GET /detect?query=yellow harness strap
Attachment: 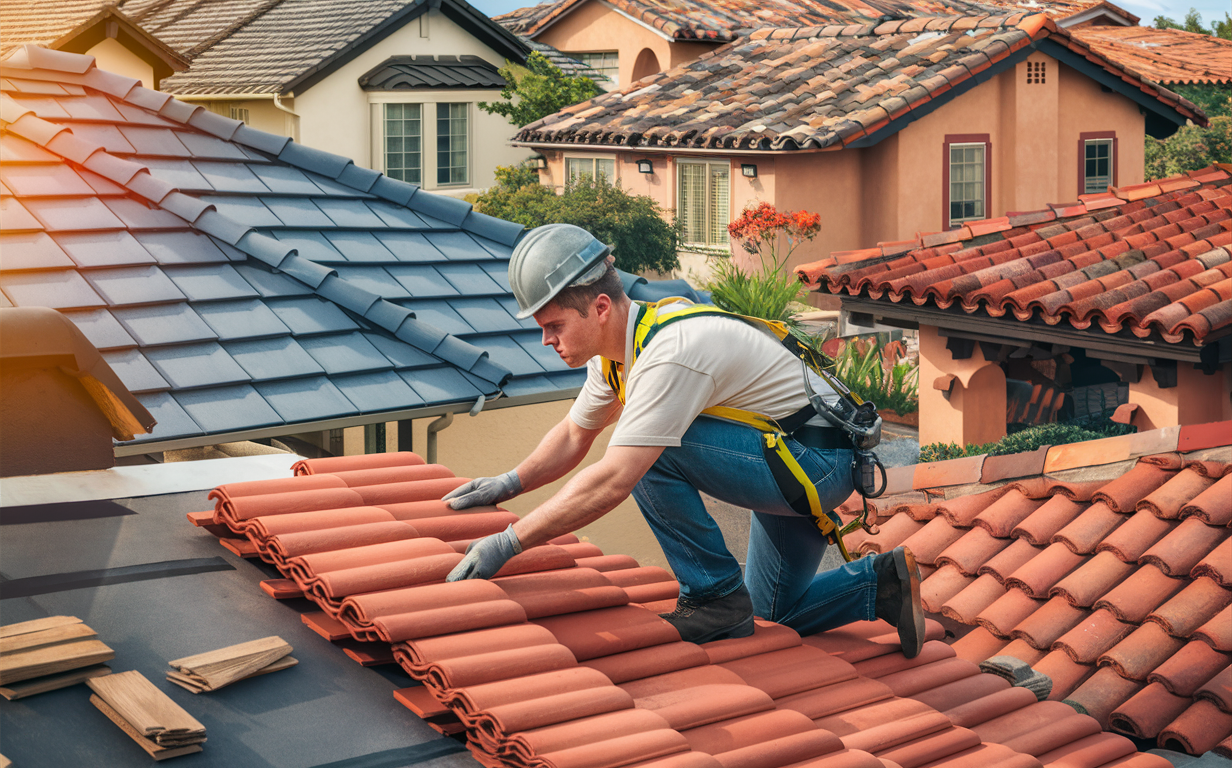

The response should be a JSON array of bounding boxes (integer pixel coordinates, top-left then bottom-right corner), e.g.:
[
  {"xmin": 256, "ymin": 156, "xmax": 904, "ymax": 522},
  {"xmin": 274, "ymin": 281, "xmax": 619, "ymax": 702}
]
[{"xmin": 603, "ymin": 298, "xmax": 854, "ymax": 560}]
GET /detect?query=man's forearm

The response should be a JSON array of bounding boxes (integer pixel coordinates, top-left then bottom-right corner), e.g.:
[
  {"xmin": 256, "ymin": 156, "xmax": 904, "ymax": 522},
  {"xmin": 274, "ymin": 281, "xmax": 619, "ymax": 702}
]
[{"xmin": 513, "ymin": 417, "xmax": 600, "ymax": 493}]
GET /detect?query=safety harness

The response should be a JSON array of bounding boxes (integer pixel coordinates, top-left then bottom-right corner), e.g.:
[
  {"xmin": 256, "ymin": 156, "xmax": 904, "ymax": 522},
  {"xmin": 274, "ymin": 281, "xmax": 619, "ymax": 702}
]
[{"xmin": 601, "ymin": 298, "xmax": 882, "ymax": 561}]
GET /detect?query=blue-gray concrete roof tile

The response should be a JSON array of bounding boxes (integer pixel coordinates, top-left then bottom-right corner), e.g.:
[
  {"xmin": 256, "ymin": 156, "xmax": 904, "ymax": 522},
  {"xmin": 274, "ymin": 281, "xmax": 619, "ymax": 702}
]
[
  {"xmin": 1, "ymin": 270, "xmax": 105, "ymax": 310},
  {"xmin": 401, "ymin": 299, "xmax": 471, "ymax": 334},
  {"xmin": 0, "ymin": 198, "xmax": 43, "ymax": 232},
  {"xmin": 60, "ymin": 124, "xmax": 135, "ymax": 154},
  {"xmin": 429, "ymin": 334, "xmax": 485, "ymax": 372},
  {"xmin": 314, "ymin": 274, "xmax": 380, "ymax": 316},
  {"xmin": 267, "ymin": 296, "xmax": 359, "ymax": 335},
  {"xmin": 79, "ymin": 169, "xmax": 128, "ymax": 196},
  {"xmin": 62, "ymin": 308, "xmax": 136, "ymax": 350},
  {"xmin": 336, "ymin": 163, "xmax": 382, "ymax": 193},
  {"xmin": 365, "ymin": 331, "xmax": 440, "ymax": 369},
  {"xmin": 277, "ymin": 142, "xmax": 352, "ymax": 180},
  {"xmin": 407, "ymin": 190, "xmax": 471, "ymax": 226},
  {"xmin": 365, "ymin": 199, "xmax": 428, "ymax": 229},
  {"xmin": 145, "ymin": 341, "xmax": 251, "ymax": 389},
  {"xmin": 112, "ymin": 303, "xmax": 218, "ymax": 346},
  {"xmin": 254, "ymin": 376, "xmax": 359, "ymax": 423},
  {"xmin": 204, "ymin": 196, "xmax": 282, "ymax": 227},
  {"xmin": 172, "ymin": 383, "xmax": 282, "ymax": 433},
  {"xmin": 436, "ymin": 263, "xmax": 504, "ymax": 296},
  {"xmin": 232, "ymin": 263, "xmax": 315, "ymax": 297},
  {"xmin": 1, "ymin": 134, "xmax": 62, "ymax": 163},
  {"xmin": 546, "ymin": 370, "xmax": 587, "ymax": 389},
  {"xmin": 21, "ymin": 197, "xmax": 125, "ymax": 231},
  {"xmin": 302, "ymin": 172, "xmax": 375, "ymax": 198},
  {"xmin": 175, "ymin": 130, "xmax": 249, "ymax": 161},
  {"xmin": 331, "ymin": 267, "xmax": 410, "ymax": 299},
  {"xmin": 314, "ymin": 198, "xmax": 388, "ymax": 229},
  {"xmin": 232, "ymin": 124, "xmax": 290, "ymax": 156},
  {"xmin": 470, "ymin": 356, "xmax": 512, "ymax": 387},
  {"xmin": 0, "ymin": 164, "xmax": 94, "ymax": 197},
  {"xmin": 401, "ymin": 367, "xmax": 483, "ymax": 403},
  {"xmin": 191, "ymin": 160, "xmax": 269, "ymax": 193},
  {"xmin": 502, "ymin": 374, "xmax": 557, "ymax": 398},
  {"xmin": 53, "ymin": 230, "xmax": 156, "ymax": 269},
  {"xmin": 164, "ymin": 264, "xmax": 261, "ymax": 302},
  {"xmin": 362, "ymin": 301, "xmax": 413, "ymax": 333},
  {"xmin": 367, "ymin": 176, "xmax": 417, "ymax": 206},
  {"xmin": 425, "ymin": 231, "xmax": 492, "ymax": 260},
  {"xmin": 116, "ymin": 126, "xmax": 192, "ymax": 157},
  {"xmin": 225, "ymin": 336, "xmax": 325, "ymax": 381},
  {"xmin": 248, "ymin": 163, "xmax": 322, "ymax": 194},
  {"xmin": 101, "ymin": 348, "xmax": 171, "ymax": 393},
  {"xmin": 139, "ymin": 158, "xmax": 212, "ymax": 190},
  {"xmin": 0, "ymin": 232, "xmax": 74, "ymax": 270},
  {"xmin": 61, "ymin": 94, "xmax": 126, "ymax": 122},
  {"xmin": 270, "ymin": 230, "xmax": 344, "ymax": 262},
  {"xmin": 193, "ymin": 208, "xmax": 254, "ymax": 245},
  {"xmin": 195, "ymin": 298, "xmax": 290, "ymax": 340},
  {"xmin": 134, "ymin": 231, "xmax": 232, "ymax": 265},
  {"xmin": 478, "ymin": 335, "xmax": 544, "ymax": 376},
  {"xmin": 515, "ymin": 332, "xmax": 570, "ymax": 372},
  {"xmin": 461, "ymin": 210, "xmax": 524, "ymax": 247},
  {"xmin": 276, "ymin": 255, "xmax": 336, "ymax": 290},
  {"xmin": 333, "ymin": 370, "xmax": 424, "ymax": 413},
  {"xmin": 7, "ymin": 94, "xmax": 71, "ymax": 120},
  {"xmin": 113, "ymin": 100, "xmax": 181, "ymax": 128},
  {"xmin": 298, "ymin": 331, "xmax": 393, "ymax": 375},
  {"xmin": 495, "ymin": 297, "xmax": 536, "ymax": 329},
  {"xmin": 186, "ymin": 109, "xmax": 243, "ymax": 142},
  {"xmin": 385, "ymin": 265, "xmax": 457, "ymax": 298},
  {"xmin": 321, "ymin": 231, "xmax": 400, "ymax": 263},
  {"xmin": 130, "ymin": 391, "xmax": 204, "ymax": 441},
  {"xmin": 102, "ymin": 198, "xmax": 187, "ymax": 230},
  {"xmin": 449, "ymin": 297, "xmax": 522, "ymax": 333},
  {"xmin": 373, "ymin": 231, "xmax": 443, "ymax": 262},
  {"xmin": 262, "ymin": 197, "xmax": 335, "ymax": 228},
  {"xmin": 85, "ymin": 265, "xmax": 186, "ymax": 306}
]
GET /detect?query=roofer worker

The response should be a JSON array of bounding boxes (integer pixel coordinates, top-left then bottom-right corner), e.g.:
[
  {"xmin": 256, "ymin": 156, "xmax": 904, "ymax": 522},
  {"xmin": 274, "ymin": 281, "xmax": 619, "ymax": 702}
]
[{"xmin": 443, "ymin": 223, "xmax": 925, "ymax": 656}]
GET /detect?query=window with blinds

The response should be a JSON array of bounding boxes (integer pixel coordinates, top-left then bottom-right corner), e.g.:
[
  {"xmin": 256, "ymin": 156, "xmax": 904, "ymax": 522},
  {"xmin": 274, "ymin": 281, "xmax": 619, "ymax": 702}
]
[
  {"xmin": 1084, "ymin": 139, "xmax": 1113, "ymax": 194},
  {"xmin": 384, "ymin": 103, "xmax": 422, "ymax": 184},
  {"xmin": 565, "ymin": 157, "xmax": 616, "ymax": 183},
  {"xmin": 436, "ymin": 103, "xmax": 468, "ymax": 186},
  {"xmin": 569, "ymin": 51, "xmax": 619, "ymax": 89},
  {"xmin": 678, "ymin": 161, "xmax": 730, "ymax": 247},
  {"xmin": 948, "ymin": 143, "xmax": 985, "ymax": 227}
]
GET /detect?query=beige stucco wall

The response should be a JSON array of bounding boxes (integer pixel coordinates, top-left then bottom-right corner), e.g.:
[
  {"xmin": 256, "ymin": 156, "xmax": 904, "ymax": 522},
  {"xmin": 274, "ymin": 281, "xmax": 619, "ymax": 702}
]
[
  {"xmin": 87, "ymin": 37, "xmax": 155, "ymax": 89},
  {"xmin": 534, "ymin": 1, "xmax": 667, "ymax": 89}
]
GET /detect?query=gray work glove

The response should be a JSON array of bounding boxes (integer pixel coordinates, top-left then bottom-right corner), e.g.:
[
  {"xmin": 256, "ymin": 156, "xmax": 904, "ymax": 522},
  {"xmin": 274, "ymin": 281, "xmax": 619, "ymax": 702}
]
[
  {"xmin": 442, "ymin": 470, "xmax": 522, "ymax": 510},
  {"xmin": 446, "ymin": 524, "xmax": 522, "ymax": 581}
]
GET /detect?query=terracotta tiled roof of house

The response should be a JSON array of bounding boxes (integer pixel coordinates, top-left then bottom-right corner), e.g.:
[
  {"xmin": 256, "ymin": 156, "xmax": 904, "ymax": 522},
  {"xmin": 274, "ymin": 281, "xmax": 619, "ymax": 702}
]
[
  {"xmin": 186, "ymin": 448, "xmax": 1180, "ymax": 768},
  {"xmin": 496, "ymin": 0, "xmax": 1001, "ymax": 41},
  {"xmin": 513, "ymin": 15, "xmax": 1204, "ymax": 152},
  {"xmin": 0, "ymin": 45, "xmax": 588, "ymax": 451},
  {"xmin": 971, "ymin": 0, "xmax": 1137, "ymax": 24},
  {"xmin": 796, "ymin": 167, "xmax": 1232, "ymax": 348},
  {"xmin": 1069, "ymin": 25, "xmax": 1232, "ymax": 85},
  {"xmin": 849, "ymin": 431, "xmax": 1232, "ymax": 756}
]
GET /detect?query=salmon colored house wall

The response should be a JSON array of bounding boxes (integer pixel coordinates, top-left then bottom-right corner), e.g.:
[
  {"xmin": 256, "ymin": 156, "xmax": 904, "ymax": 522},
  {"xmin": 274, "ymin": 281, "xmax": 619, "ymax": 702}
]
[{"xmin": 532, "ymin": 50, "xmax": 1148, "ymax": 285}]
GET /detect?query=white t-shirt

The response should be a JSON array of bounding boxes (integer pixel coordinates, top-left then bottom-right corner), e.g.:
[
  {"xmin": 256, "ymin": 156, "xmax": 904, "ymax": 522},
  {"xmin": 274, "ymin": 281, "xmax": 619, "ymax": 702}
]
[{"xmin": 569, "ymin": 302, "xmax": 838, "ymax": 447}]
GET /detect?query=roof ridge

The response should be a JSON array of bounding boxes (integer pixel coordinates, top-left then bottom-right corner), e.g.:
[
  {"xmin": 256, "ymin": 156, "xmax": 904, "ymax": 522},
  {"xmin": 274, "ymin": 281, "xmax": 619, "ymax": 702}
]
[
  {"xmin": 182, "ymin": 0, "xmax": 290, "ymax": 59},
  {"xmin": 1, "ymin": 45, "xmax": 519, "ymax": 388}
]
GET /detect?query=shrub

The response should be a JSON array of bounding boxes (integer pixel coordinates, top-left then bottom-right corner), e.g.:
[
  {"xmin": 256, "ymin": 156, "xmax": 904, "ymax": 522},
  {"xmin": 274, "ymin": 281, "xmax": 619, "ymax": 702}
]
[
  {"xmin": 826, "ymin": 336, "xmax": 919, "ymax": 416},
  {"xmin": 1145, "ymin": 116, "xmax": 1232, "ymax": 180},
  {"xmin": 478, "ymin": 51, "xmax": 602, "ymax": 128},
  {"xmin": 918, "ymin": 419, "xmax": 1134, "ymax": 463}
]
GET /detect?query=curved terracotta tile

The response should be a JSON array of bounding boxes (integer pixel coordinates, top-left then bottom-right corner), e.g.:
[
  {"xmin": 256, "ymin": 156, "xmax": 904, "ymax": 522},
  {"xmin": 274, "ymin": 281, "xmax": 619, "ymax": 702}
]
[
  {"xmin": 851, "ymin": 641, "xmax": 954, "ymax": 680},
  {"xmin": 494, "ymin": 568, "xmax": 630, "ymax": 620},
  {"xmin": 950, "ymin": 626, "xmax": 1008, "ymax": 664},
  {"xmin": 1109, "ymin": 681, "xmax": 1191, "ymax": 739},
  {"xmin": 701, "ymin": 620, "xmax": 800, "ymax": 665},
  {"xmin": 1033, "ymin": 651, "xmax": 1095, "ymax": 702},
  {"xmin": 976, "ymin": 589, "xmax": 1043, "ymax": 637},
  {"xmin": 936, "ymin": 488, "xmax": 1010, "ymax": 529},
  {"xmin": 212, "ymin": 473, "xmax": 345, "ymax": 500},
  {"xmin": 1052, "ymin": 609, "xmax": 1135, "ymax": 664},
  {"xmin": 535, "ymin": 728, "xmax": 690, "ymax": 768},
  {"xmin": 1091, "ymin": 463, "xmax": 1176, "ymax": 513},
  {"xmin": 684, "ymin": 708, "xmax": 820, "ymax": 754},
  {"xmin": 970, "ymin": 701, "xmax": 1089, "ymax": 752},
  {"xmin": 1195, "ymin": 604, "xmax": 1232, "ymax": 651},
  {"xmin": 779, "ymin": 748, "xmax": 885, "ymax": 768},
  {"xmin": 582, "ymin": 641, "xmax": 709, "ymax": 685},
  {"xmin": 711, "ymin": 728, "xmax": 844, "ymax": 768},
  {"xmin": 979, "ymin": 539, "xmax": 1043, "ymax": 584},
  {"xmin": 878, "ymin": 657, "xmax": 980, "ymax": 698},
  {"xmin": 328, "ymin": 463, "xmax": 454, "ymax": 488},
  {"xmin": 1180, "ymin": 474, "xmax": 1232, "ymax": 525},
  {"xmin": 938, "ymin": 527, "xmax": 1013, "ymax": 577},
  {"xmin": 492, "ymin": 545, "xmax": 580, "ymax": 578},
  {"xmin": 447, "ymin": 666, "xmax": 615, "ymax": 714},
  {"xmin": 1147, "ymin": 575, "xmax": 1232, "ymax": 637},
  {"xmin": 801, "ymin": 619, "xmax": 945, "ymax": 664},
  {"xmin": 777, "ymin": 677, "xmax": 895, "ymax": 720},
  {"xmin": 535, "ymin": 605, "xmax": 679, "ymax": 662},
  {"xmin": 943, "ymin": 574, "xmax": 1008, "ymax": 624},
  {"xmin": 1149, "ymin": 639, "xmax": 1231, "ymax": 697},
  {"xmin": 1010, "ymin": 596, "xmax": 1088, "ymax": 651},
  {"xmin": 270, "ymin": 520, "xmax": 422, "ymax": 562},
  {"xmin": 907, "ymin": 670, "xmax": 1008, "ymax": 717},
  {"xmin": 621, "ymin": 752, "xmax": 722, "ymax": 768},
  {"xmin": 1192, "ymin": 537, "xmax": 1232, "ymax": 586},
  {"xmin": 900, "ymin": 517, "xmax": 967, "ymax": 568},
  {"xmin": 921, "ymin": 564, "xmax": 974, "ymax": 613},
  {"xmin": 1099, "ymin": 753, "xmax": 1176, "ymax": 768},
  {"xmin": 1095, "ymin": 510, "xmax": 1177, "ymax": 563},
  {"xmin": 861, "ymin": 514, "xmax": 927, "ymax": 555},
  {"xmin": 1158, "ymin": 699, "xmax": 1232, "ymax": 756},
  {"xmin": 476, "ymin": 685, "xmax": 634, "ymax": 737},
  {"xmin": 603, "ymin": 567, "xmax": 680, "ymax": 604},
  {"xmin": 619, "ymin": 664, "xmax": 748, "ymax": 701},
  {"xmin": 1135, "ymin": 467, "xmax": 1215, "ymax": 519},
  {"xmin": 577, "ymin": 554, "xmax": 642, "ymax": 572},
  {"xmin": 996, "ymin": 638, "xmax": 1047, "ymax": 666},
  {"xmin": 400, "ymin": 511, "xmax": 520, "ymax": 542},
  {"xmin": 215, "ymin": 487, "xmax": 365, "ymax": 525},
  {"xmin": 917, "ymin": 743, "xmax": 1041, "ymax": 768},
  {"xmin": 973, "ymin": 492, "xmax": 1047, "ymax": 538},
  {"xmin": 1052, "ymin": 502, "xmax": 1124, "ymax": 555},
  {"xmin": 247, "ymin": 506, "xmax": 395, "ymax": 536},
  {"xmin": 1004, "ymin": 543, "xmax": 1086, "ymax": 598},
  {"xmin": 1092, "ymin": 564, "xmax": 1186, "ymax": 624},
  {"xmin": 814, "ymin": 695, "xmax": 939, "ymax": 740},
  {"xmin": 352, "ymin": 476, "xmax": 469, "ymax": 505},
  {"xmin": 1099, "ymin": 622, "xmax": 1186, "ymax": 681},
  {"xmin": 292, "ymin": 537, "xmax": 455, "ymax": 580},
  {"xmin": 720, "ymin": 645, "xmax": 858, "ymax": 699},
  {"xmin": 311, "ymin": 551, "xmax": 464, "ymax": 599},
  {"xmin": 635, "ymin": 683, "xmax": 773, "ymax": 731},
  {"xmin": 404, "ymin": 623, "xmax": 559, "ymax": 666},
  {"xmin": 1011, "ymin": 497, "xmax": 1085, "ymax": 547},
  {"xmin": 293, "ymin": 451, "xmax": 424, "ymax": 476},
  {"xmin": 1140, "ymin": 517, "xmax": 1229, "ymax": 576},
  {"xmin": 1002, "ymin": 711, "xmax": 1102, "ymax": 758},
  {"xmin": 413, "ymin": 642, "xmax": 579, "ymax": 691},
  {"xmin": 1050, "ymin": 551, "xmax": 1135, "ymax": 608},
  {"xmin": 1065, "ymin": 667, "xmax": 1145, "ymax": 729},
  {"xmin": 558, "ymin": 542, "xmax": 606, "ymax": 560},
  {"xmin": 1034, "ymin": 732, "xmax": 1136, "ymax": 768}
]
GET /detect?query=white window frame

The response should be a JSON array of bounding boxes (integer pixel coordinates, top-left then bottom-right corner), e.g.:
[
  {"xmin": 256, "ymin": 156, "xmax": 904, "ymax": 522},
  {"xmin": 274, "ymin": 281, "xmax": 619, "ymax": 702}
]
[
  {"xmin": 564, "ymin": 154, "xmax": 617, "ymax": 185},
  {"xmin": 676, "ymin": 159, "xmax": 731, "ymax": 249},
  {"xmin": 567, "ymin": 51, "xmax": 619, "ymax": 89},
  {"xmin": 383, "ymin": 102, "xmax": 424, "ymax": 185},
  {"xmin": 947, "ymin": 142, "xmax": 987, "ymax": 228},
  {"xmin": 435, "ymin": 102, "xmax": 470, "ymax": 188},
  {"xmin": 368, "ymin": 95, "xmax": 476, "ymax": 192}
]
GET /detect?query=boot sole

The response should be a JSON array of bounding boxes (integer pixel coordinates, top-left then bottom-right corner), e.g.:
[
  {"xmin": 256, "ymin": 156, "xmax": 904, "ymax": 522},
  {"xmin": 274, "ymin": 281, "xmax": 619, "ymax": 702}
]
[
  {"xmin": 893, "ymin": 547, "xmax": 926, "ymax": 658},
  {"xmin": 662, "ymin": 612, "xmax": 755, "ymax": 645}
]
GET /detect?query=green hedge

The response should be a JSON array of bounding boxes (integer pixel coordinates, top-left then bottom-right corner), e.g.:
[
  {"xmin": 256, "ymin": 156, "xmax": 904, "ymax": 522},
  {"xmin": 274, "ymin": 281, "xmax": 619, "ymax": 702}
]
[{"xmin": 919, "ymin": 420, "xmax": 1135, "ymax": 463}]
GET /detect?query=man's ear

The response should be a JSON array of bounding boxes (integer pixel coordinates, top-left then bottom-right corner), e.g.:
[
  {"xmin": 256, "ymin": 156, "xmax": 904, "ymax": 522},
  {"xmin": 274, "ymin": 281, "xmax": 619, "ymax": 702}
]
[{"xmin": 593, "ymin": 293, "xmax": 613, "ymax": 324}]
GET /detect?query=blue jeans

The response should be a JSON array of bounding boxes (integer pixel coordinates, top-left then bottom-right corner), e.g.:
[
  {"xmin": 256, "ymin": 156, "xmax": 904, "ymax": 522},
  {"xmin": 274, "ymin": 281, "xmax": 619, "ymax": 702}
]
[{"xmin": 631, "ymin": 416, "xmax": 877, "ymax": 636}]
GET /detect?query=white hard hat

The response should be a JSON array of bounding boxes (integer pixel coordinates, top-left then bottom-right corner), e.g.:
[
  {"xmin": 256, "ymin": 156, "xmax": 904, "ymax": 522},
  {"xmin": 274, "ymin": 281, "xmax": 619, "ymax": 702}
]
[{"xmin": 508, "ymin": 224, "xmax": 612, "ymax": 319}]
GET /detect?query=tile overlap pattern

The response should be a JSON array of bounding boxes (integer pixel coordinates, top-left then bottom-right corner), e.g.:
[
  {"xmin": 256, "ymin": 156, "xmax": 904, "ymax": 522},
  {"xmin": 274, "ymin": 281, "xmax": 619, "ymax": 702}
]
[
  {"xmin": 1069, "ymin": 26, "xmax": 1232, "ymax": 85},
  {"xmin": 797, "ymin": 168, "xmax": 1232, "ymax": 346},
  {"xmin": 855, "ymin": 453, "xmax": 1232, "ymax": 756},
  {"xmin": 191, "ymin": 450, "xmax": 1178, "ymax": 768},
  {"xmin": 513, "ymin": 15, "xmax": 1203, "ymax": 152},
  {"xmin": 0, "ymin": 46, "xmax": 582, "ymax": 446}
]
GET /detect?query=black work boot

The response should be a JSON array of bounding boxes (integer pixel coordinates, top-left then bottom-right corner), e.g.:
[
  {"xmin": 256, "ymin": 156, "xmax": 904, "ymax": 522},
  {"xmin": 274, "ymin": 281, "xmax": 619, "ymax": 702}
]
[
  {"xmin": 873, "ymin": 547, "xmax": 925, "ymax": 658},
  {"xmin": 660, "ymin": 584, "xmax": 755, "ymax": 644}
]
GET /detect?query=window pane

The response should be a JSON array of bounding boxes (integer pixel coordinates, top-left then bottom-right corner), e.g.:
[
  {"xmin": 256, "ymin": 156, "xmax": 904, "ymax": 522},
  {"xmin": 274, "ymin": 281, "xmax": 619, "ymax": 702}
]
[
  {"xmin": 436, "ymin": 103, "xmax": 468, "ymax": 185},
  {"xmin": 678, "ymin": 162, "xmax": 706, "ymax": 244},
  {"xmin": 597, "ymin": 158, "xmax": 615, "ymax": 180},
  {"xmin": 708, "ymin": 165, "xmax": 729, "ymax": 245},
  {"xmin": 1084, "ymin": 139, "xmax": 1112, "ymax": 194},
  {"xmin": 948, "ymin": 142, "xmax": 986, "ymax": 227},
  {"xmin": 384, "ymin": 103, "xmax": 421, "ymax": 185},
  {"xmin": 566, "ymin": 158, "xmax": 593, "ymax": 183}
]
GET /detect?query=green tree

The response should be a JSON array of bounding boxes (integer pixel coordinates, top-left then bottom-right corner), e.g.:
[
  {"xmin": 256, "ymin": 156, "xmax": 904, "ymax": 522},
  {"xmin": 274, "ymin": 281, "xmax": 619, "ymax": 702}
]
[
  {"xmin": 475, "ymin": 168, "xmax": 681, "ymax": 274},
  {"xmin": 1213, "ymin": 12, "xmax": 1232, "ymax": 38},
  {"xmin": 1154, "ymin": 7, "xmax": 1209, "ymax": 32},
  {"xmin": 478, "ymin": 51, "xmax": 602, "ymax": 128},
  {"xmin": 1145, "ymin": 115, "xmax": 1232, "ymax": 179}
]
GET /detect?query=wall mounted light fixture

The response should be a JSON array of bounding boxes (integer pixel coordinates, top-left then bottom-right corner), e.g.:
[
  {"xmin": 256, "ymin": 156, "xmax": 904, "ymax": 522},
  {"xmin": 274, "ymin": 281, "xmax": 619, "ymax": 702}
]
[
  {"xmin": 741, "ymin": 163, "xmax": 758, "ymax": 178},
  {"xmin": 531, "ymin": 154, "xmax": 548, "ymax": 170},
  {"xmin": 637, "ymin": 159, "xmax": 654, "ymax": 174}
]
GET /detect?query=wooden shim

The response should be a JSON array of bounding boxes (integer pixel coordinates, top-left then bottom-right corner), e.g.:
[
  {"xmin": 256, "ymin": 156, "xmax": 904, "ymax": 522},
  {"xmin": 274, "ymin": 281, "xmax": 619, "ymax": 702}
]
[
  {"xmin": 88, "ymin": 670, "xmax": 205, "ymax": 739},
  {"xmin": 0, "ymin": 621, "xmax": 97, "ymax": 655},
  {"xmin": 0, "ymin": 664, "xmax": 111, "ymax": 700},
  {"xmin": 166, "ymin": 656, "xmax": 297, "ymax": 693},
  {"xmin": 0, "ymin": 639, "xmax": 115, "ymax": 685},
  {"xmin": 169, "ymin": 637, "xmax": 292, "ymax": 691},
  {"xmin": 0, "ymin": 616, "xmax": 82, "ymax": 638},
  {"xmin": 90, "ymin": 695, "xmax": 203, "ymax": 761}
]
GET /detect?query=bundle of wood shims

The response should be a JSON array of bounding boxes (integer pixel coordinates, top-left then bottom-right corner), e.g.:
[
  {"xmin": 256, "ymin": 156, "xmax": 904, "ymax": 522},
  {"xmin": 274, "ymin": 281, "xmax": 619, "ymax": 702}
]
[
  {"xmin": 166, "ymin": 636, "xmax": 295, "ymax": 692},
  {"xmin": 88, "ymin": 671, "xmax": 206, "ymax": 760},
  {"xmin": 0, "ymin": 616, "xmax": 114, "ymax": 699}
]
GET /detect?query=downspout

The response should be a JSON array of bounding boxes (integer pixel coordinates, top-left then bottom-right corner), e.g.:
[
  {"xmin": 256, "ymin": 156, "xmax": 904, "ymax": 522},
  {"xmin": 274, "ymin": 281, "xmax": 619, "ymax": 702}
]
[
  {"xmin": 273, "ymin": 92, "xmax": 300, "ymax": 142},
  {"xmin": 424, "ymin": 395, "xmax": 486, "ymax": 464}
]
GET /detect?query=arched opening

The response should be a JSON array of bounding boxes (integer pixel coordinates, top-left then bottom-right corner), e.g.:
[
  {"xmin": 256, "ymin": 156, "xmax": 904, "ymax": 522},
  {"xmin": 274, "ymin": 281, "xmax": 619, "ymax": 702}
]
[{"xmin": 631, "ymin": 48, "xmax": 661, "ymax": 83}]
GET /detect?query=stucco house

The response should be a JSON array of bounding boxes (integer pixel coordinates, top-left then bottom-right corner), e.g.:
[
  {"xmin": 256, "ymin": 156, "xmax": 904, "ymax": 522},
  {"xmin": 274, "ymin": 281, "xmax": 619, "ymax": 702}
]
[
  {"xmin": 512, "ymin": 14, "xmax": 1203, "ymax": 288},
  {"xmin": 0, "ymin": 0, "xmax": 539, "ymax": 195}
]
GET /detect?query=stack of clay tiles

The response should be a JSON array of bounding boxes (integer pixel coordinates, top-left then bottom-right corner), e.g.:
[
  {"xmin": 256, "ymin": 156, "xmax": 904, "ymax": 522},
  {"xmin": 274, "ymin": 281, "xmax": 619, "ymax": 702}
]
[
  {"xmin": 193, "ymin": 451, "xmax": 1175, "ymax": 768},
  {"xmin": 856, "ymin": 452, "xmax": 1232, "ymax": 757}
]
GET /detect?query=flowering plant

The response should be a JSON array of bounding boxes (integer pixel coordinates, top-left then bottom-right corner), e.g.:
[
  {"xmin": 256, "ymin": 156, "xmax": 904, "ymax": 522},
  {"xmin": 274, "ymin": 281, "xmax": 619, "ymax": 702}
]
[{"xmin": 727, "ymin": 202, "xmax": 822, "ymax": 273}]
